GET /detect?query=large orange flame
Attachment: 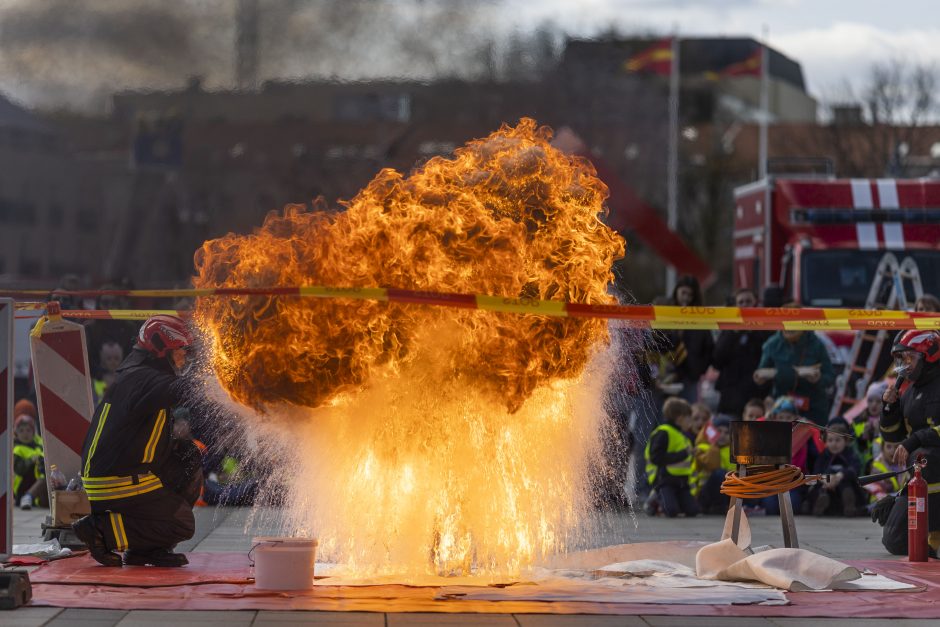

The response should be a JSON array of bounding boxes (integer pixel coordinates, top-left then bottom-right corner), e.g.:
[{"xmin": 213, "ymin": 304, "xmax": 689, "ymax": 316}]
[
  {"xmin": 193, "ymin": 119, "xmax": 627, "ymax": 575},
  {"xmin": 193, "ymin": 118, "xmax": 624, "ymax": 413}
]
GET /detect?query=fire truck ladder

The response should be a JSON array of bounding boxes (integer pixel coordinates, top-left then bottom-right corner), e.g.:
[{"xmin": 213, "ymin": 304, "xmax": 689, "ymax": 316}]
[{"xmin": 830, "ymin": 252, "xmax": 924, "ymax": 419}]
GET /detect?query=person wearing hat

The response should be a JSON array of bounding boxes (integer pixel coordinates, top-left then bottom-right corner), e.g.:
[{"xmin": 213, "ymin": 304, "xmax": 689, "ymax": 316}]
[
  {"xmin": 692, "ymin": 413, "xmax": 736, "ymax": 514},
  {"xmin": 71, "ymin": 315, "xmax": 199, "ymax": 568},
  {"xmin": 875, "ymin": 330, "xmax": 940, "ymax": 556},
  {"xmin": 12, "ymin": 413, "xmax": 45, "ymax": 510},
  {"xmin": 855, "ymin": 381, "xmax": 888, "ymax": 464},
  {"xmin": 13, "ymin": 399, "xmax": 38, "ymax": 422}
]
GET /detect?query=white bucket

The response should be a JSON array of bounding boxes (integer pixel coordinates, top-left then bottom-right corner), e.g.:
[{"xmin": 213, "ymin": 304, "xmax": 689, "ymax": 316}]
[{"xmin": 252, "ymin": 536, "xmax": 318, "ymax": 590}]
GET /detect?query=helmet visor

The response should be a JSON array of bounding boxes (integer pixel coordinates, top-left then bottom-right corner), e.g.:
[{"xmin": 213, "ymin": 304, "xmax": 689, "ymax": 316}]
[{"xmin": 894, "ymin": 350, "xmax": 923, "ymax": 380}]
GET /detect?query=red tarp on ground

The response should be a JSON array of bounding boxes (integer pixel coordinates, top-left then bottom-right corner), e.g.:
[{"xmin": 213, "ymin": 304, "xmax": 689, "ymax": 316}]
[{"xmin": 25, "ymin": 553, "xmax": 940, "ymax": 617}]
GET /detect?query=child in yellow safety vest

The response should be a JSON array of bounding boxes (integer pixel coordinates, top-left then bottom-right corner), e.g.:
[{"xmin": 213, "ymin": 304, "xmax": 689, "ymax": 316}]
[
  {"xmin": 644, "ymin": 397, "xmax": 699, "ymax": 517},
  {"xmin": 863, "ymin": 440, "xmax": 906, "ymax": 506},
  {"xmin": 692, "ymin": 414, "xmax": 737, "ymax": 514},
  {"xmin": 854, "ymin": 381, "xmax": 887, "ymax": 466},
  {"xmin": 13, "ymin": 414, "xmax": 46, "ymax": 510}
]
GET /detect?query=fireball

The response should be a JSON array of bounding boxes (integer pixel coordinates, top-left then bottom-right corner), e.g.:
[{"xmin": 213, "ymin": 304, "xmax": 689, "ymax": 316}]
[{"xmin": 193, "ymin": 118, "xmax": 627, "ymax": 575}]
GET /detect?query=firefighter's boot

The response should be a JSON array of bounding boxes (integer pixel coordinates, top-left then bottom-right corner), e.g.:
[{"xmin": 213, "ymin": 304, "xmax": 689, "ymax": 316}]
[
  {"xmin": 124, "ymin": 548, "xmax": 189, "ymax": 567},
  {"xmin": 72, "ymin": 516, "xmax": 122, "ymax": 567}
]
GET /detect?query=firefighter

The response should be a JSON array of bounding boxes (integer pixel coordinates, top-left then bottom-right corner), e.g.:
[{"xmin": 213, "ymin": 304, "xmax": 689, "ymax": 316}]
[
  {"xmin": 71, "ymin": 315, "xmax": 199, "ymax": 567},
  {"xmin": 873, "ymin": 330, "xmax": 940, "ymax": 555}
]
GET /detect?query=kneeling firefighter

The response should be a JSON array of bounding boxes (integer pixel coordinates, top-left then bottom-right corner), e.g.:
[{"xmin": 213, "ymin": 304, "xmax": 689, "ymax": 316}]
[
  {"xmin": 873, "ymin": 330, "xmax": 940, "ymax": 555},
  {"xmin": 72, "ymin": 315, "xmax": 203, "ymax": 567}
]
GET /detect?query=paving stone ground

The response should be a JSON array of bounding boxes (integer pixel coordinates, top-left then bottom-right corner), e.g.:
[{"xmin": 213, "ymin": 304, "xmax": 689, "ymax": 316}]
[{"xmin": 3, "ymin": 505, "xmax": 923, "ymax": 626}]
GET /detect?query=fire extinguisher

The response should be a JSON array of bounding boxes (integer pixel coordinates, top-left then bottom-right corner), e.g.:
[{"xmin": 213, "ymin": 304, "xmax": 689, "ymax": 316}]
[{"xmin": 908, "ymin": 456, "xmax": 929, "ymax": 562}]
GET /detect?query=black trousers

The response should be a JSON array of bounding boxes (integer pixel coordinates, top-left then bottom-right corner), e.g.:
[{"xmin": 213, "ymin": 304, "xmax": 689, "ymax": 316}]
[
  {"xmin": 659, "ymin": 482, "xmax": 700, "ymax": 518},
  {"xmin": 881, "ymin": 489, "xmax": 940, "ymax": 555},
  {"xmin": 882, "ymin": 492, "xmax": 908, "ymax": 555},
  {"xmin": 90, "ymin": 488, "xmax": 195, "ymax": 553}
]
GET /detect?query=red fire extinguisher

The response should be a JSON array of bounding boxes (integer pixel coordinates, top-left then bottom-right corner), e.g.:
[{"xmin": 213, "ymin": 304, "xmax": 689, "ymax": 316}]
[{"xmin": 908, "ymin": 456, "xmax": 929, "ymax": 562}]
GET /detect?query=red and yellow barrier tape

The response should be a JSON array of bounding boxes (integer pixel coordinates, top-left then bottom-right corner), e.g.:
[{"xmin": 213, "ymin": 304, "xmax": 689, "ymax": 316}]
[{"xmin": 5, "ymin": 286, "xmax": 940, "ymax": 331}]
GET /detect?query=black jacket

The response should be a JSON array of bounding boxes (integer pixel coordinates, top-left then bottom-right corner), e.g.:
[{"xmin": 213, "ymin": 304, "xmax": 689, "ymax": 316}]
[
  {"xmin": 881, "ymin": 363, "xmax": 940, "ymax": 530},
  {"xmin": 712, "ymin": 329, "xmax": 772, "ymax": 416},
  {"xmin": 666, "ymin": 329, "xmax": 714, "ymax": 385},
  {"xmin": 881, "ymin": 364, "xmax": 940, "ymax": 454},
  {"xmin": 80, "ymin": 348, "xmax": 187, "ymax": 480},
  {"xmin": 812, "ymin": 446, "xmax": 862, "ymax": 484}
]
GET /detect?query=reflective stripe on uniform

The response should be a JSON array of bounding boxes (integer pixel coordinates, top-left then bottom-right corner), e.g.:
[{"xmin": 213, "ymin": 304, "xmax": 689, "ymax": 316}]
[
  {"xmin": 84, "ymin": 473, "xmax": 163, "ymax": 501},
  {"xmin": 109, "ymin": 512, "xmax": 128, "ymax": 550},
  {"xmin": 83, "ymin": 472, "xmax": 160, "ymax": 489},
  {"xmin": 83, "ymin": 403, "xmax": 112, "ymax": 477},
  {"xmin": 929, "ymin": 482, "xmax": 940, "ymax": 495},
  {"xmin": 142, "ymin": 409, "xmax": 166, "ymax": 464},
  {"xmin": 881, "ymin": 422, "xmax": 901, "ymax": 433},
  {"xmin": 87, "ymin": 481, "xmax": 163, "ymax": 501}
]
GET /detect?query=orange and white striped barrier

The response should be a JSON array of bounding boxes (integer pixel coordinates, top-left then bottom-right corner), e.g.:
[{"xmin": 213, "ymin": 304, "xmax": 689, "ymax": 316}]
[
  {"xmin": 0, "ymin": 299, "xmax": 13, "ymax": 558},
  {"xmin": 29, "ymin": 302, "xmax": 94, "ymax": 507},
  {"xmin": 4, "ymin": 286, "xmax": 940, "ymax": 331}
]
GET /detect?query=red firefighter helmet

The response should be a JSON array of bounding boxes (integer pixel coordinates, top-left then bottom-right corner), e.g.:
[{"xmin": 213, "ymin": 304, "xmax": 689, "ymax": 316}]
[
  {"xmin": 892, "ymin": 330, "xmax": 940, "ymax": 363},
  {"xmin": 137, "ymin": 315, "xmax": 194, "ymax": 358}
]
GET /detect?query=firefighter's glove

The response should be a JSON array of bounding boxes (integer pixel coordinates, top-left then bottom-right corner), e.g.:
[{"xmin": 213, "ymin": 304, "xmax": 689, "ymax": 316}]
[{"xmin": 871, "ymin": 494, "xmax": 896, "ymax": 526}]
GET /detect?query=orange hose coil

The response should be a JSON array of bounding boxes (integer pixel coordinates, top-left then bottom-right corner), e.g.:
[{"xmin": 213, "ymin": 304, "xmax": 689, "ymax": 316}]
[{"xmin": 720, "ymin": 465, "xmax": 810, "ymax": 499}]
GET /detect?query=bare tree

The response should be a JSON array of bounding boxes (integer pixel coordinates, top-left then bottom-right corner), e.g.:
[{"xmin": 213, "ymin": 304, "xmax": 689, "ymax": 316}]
[{"xmin": 788, "ymin": 59, "xmax": 939, "ymax": 177}]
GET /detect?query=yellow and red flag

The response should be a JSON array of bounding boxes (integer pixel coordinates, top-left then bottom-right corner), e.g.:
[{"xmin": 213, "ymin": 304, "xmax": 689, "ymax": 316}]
[
  {"xmin": 721, "ymin": 46, "xmax": 762, "ymax": 77},
  {"xmin": 623, "ymin": 38, "xmax": 673, "ymax": 75}
]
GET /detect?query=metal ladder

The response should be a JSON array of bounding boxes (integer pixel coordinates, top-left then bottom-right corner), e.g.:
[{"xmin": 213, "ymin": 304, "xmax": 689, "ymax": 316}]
[{"xmin": 829, "ymin": 252, "xmax": 924, "ymax": 419}]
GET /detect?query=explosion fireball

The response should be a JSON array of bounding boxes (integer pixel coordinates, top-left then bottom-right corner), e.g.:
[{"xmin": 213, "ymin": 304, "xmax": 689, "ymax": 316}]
[{"xmin": 193, "ymin": 119, "xmax": 627, "ymax": 575}]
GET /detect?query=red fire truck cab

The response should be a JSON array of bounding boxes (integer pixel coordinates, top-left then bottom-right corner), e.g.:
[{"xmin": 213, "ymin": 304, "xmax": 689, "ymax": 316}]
[{"xmin": 733, "ymin": 176, "xmax": 940, "ymax": 307}]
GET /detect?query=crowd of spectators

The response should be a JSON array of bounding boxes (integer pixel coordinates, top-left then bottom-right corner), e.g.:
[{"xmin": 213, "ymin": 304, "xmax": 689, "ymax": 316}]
[
  {"xmin": 9, "ymin": 273, "xmax": 940, "ymax": 523},
  {"xmin": 635, "ymin": 274, "xmax": 940, "ymax": 519}
]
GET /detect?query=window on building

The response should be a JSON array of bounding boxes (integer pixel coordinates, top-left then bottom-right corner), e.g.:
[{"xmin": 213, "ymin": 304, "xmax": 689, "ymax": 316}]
[
  {"xmin": 333, "ymin": 93, "xmax": 411, "ymax": 122},
  {"xmin": 418, "ymin": 141, "xmax": 457, "ymax": 157},
  {"xmin": 325, "ymin": 144, "xmax": 382, "ymax": 160}
]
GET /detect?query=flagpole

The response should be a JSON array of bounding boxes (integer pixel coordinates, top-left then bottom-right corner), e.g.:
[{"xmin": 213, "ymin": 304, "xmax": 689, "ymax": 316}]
[
  {"xmin": 758, "ymin": 26, "xmax": 769, "ymax": 179},
  {"xmin": 665, "ymin": 33, "xmax": 680, "ymax": 294}
]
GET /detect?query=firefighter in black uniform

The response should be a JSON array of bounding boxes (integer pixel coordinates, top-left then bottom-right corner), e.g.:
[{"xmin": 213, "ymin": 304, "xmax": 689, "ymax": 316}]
[
  {"xmin": 874, "ymin": 329, "xmax": 940, "ymax": 555},
  {"xmin": 72, "ymin": 315, "xmax": 199, "ymax": 567}
]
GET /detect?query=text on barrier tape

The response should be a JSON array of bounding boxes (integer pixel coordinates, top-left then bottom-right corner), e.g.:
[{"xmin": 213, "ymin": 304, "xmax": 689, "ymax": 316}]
[{"xmin": 4, "ymin": 286, "xmax": 940, "ymax": 330}]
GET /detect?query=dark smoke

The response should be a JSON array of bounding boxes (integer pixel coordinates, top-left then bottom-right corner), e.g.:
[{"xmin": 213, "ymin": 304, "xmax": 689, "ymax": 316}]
[
  {"xmin": 0, "ymin": 1, "xmax": 229, "ymax": 108},
  {"xmin": 0, "ymin": 0, "xmax": 521, "ymax": 111}
]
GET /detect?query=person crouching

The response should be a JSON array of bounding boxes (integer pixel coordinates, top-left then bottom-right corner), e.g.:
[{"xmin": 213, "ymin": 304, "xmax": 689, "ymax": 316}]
[
  {"xmin": 806, "ymin": 417, "xmax": 866, "ymax": 516},
  {"xmin": 71, "ymin": 315, "xmax": 199, "ymax": 567},
  {"xmin": 644, "ymin": 398, "xmax": 699, "ymax": 517}
]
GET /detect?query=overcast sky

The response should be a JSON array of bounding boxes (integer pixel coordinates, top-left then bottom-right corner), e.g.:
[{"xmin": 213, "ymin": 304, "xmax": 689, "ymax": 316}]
[{"xmin": 510, "ymin": 0, "xmax": 940, "ymax": 98}]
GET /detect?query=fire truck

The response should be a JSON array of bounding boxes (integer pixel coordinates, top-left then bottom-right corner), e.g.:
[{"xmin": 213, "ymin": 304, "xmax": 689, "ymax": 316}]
[{"xmin": 733, "ymin": 173, "xmax": 940, "ymax": 307}]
